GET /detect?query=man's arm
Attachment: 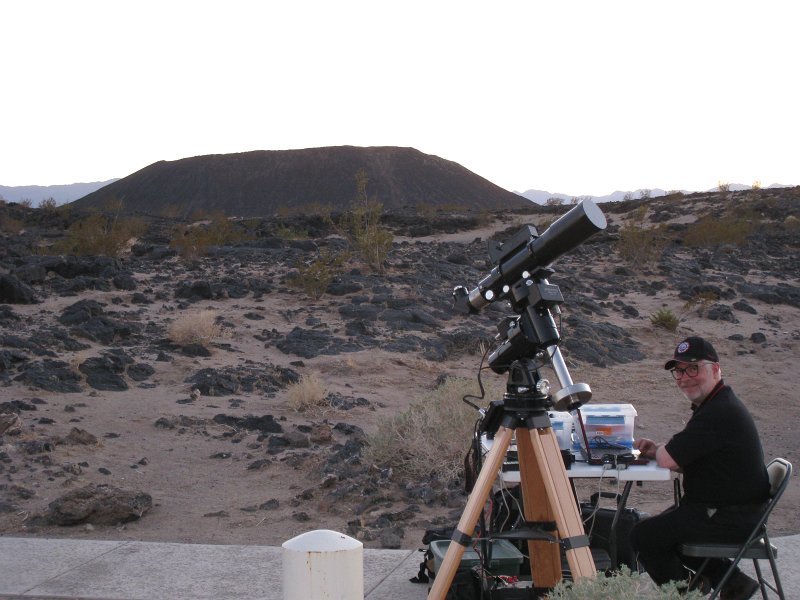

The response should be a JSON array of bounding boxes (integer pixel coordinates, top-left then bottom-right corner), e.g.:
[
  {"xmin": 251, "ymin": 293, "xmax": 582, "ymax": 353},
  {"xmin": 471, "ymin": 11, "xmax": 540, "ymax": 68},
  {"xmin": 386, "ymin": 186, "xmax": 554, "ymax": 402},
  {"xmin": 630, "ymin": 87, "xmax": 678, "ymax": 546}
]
[
  {"xmin": 655, "ymin": 443, "xmax": 680, "ymax": 471},
  {"xmin": 635, "ymin": 437, "xmax": 680, "ymax": 470}
]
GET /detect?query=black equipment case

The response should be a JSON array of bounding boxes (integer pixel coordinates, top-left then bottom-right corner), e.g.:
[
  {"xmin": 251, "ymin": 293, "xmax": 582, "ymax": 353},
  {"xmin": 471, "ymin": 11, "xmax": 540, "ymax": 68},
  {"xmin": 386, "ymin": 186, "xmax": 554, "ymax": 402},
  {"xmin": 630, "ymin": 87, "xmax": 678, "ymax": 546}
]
[{"xmin": 580, "ymin": 491, "xmax": 648, "ymax": 571}]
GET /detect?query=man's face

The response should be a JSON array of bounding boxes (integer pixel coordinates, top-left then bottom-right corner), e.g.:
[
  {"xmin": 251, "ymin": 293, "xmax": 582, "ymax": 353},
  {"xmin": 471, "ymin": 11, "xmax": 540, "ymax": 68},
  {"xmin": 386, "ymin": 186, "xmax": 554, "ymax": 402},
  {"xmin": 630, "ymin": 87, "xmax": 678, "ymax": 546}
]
[{"xmin": 672, "ymin": 360, "xmax": 718, "ymax": 404}]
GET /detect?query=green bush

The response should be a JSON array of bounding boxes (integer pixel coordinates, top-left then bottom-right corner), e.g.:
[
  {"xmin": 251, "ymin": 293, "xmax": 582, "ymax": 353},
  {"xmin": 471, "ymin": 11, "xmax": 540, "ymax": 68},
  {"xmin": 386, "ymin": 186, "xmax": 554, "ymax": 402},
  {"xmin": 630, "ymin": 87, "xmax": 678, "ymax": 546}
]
[
  {"xmin": 286, "ymin": 248, "xmax": 350, "ymax": 299},
  {"xmin": 546, "ymin": 567, "xmax": 705, "ymax": 599},
  {"xmin": 52, "ymin": 213, "xmax": 146, "ymax": 257},
  {"xmin": 650, "ymin": 307, "xmax": 679, "ymax": 332}
]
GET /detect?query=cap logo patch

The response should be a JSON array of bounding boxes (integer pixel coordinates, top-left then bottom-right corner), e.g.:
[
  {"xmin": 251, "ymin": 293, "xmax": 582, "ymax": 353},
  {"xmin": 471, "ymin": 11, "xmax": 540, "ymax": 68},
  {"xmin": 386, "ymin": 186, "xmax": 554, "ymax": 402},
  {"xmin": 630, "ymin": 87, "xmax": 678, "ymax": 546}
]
[{"xmin": 677, "ymin": 342, "xmax": 689, "ymax": 353}]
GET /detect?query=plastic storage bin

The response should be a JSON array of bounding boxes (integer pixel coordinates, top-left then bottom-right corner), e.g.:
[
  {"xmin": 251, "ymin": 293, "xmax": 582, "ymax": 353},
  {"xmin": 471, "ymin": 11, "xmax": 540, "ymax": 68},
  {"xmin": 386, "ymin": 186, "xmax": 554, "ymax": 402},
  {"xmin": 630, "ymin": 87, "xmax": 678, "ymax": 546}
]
[
  {"xmin": 573, "ymin": 404, "xmax": 637, "ymax": 449},
  {"xmin": 430, "ymin": 539, "xmax": 524, "ymax": 576},
  {"xmin": 547, "ymin": 411, "xmax": 573, "ymax": 451}
]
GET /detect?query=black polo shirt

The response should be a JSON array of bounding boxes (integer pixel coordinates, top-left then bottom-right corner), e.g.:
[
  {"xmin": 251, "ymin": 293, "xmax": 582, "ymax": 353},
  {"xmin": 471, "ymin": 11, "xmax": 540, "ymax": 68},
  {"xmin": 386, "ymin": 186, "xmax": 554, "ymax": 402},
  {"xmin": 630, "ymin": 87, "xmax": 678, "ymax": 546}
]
[{"xmin": 665, "ymin": 382, "xmax": 770, "ymax": 506}]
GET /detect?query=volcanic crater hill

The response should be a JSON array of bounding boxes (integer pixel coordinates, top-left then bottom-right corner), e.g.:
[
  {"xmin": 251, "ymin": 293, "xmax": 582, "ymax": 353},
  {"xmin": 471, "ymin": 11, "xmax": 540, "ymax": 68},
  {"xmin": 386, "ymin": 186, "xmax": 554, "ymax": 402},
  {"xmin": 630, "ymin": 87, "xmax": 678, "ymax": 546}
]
[
  {"xmin": 0, "ymin": 187, "xmax": 799, "ymax": 549},
  {"xmin": 70, "ymin": 146, "xmax": 531, "ymax": 217}
]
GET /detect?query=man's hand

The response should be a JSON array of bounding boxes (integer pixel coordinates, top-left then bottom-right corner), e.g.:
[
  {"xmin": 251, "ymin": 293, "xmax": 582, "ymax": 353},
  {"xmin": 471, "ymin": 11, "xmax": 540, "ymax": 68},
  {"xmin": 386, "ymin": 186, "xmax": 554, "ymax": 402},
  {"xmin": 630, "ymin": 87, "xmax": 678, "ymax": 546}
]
[
  {"xmin": 634, "ymin": 438, "xmax": 659, "ymax": 459},
  {"xmin": 635, "ymin": 437, "xmax": 680, "ymax": 470}
]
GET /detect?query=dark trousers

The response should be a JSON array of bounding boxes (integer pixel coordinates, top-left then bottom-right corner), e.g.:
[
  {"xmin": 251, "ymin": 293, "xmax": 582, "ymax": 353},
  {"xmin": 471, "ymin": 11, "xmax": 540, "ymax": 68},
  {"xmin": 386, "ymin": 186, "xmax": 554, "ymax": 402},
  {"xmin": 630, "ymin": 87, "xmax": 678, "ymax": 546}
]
[{"xmin": 629, "ymin": 502, "xmax": 758, "ymax": 586}]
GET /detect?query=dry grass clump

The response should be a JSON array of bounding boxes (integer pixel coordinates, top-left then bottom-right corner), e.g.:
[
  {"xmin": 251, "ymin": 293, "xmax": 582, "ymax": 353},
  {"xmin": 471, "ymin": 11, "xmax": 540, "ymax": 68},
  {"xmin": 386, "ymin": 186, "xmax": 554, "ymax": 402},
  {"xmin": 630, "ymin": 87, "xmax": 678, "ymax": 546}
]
[
  {"xmin": 167, "ymin": 310, "xmax": 221, "ymax": 347},
  {"xmin": 287, "ymin": 372, "xmax": 328, "ymax": 412},
  {"xmin": 364, "ymin": 377, "xmax": 501, "ymax": 485}
]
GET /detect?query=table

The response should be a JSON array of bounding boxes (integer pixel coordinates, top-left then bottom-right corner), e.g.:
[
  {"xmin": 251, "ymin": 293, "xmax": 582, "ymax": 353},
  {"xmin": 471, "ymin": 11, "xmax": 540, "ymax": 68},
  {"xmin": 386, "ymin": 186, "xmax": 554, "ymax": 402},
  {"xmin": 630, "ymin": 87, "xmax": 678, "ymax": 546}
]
[{"xmin": 481, "ymin": 435, "xmax": 678, "ymax": 569}]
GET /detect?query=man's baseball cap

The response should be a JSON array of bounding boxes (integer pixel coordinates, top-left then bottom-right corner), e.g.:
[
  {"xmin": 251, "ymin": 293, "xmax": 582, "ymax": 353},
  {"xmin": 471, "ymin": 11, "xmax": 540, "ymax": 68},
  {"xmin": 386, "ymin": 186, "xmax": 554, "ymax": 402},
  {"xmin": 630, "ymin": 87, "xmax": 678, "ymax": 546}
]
[{"xmin": 664, "ymin": 336, "xmax": 719, "ymax": 370}]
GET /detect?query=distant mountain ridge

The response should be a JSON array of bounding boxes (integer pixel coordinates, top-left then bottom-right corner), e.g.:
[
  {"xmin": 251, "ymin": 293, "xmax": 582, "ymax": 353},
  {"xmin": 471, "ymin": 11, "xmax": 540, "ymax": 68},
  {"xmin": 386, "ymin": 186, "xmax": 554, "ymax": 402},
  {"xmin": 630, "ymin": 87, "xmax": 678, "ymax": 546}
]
[
  {"xmin": 69, "ymin": 146, "xmax": 531, "ymax": 217},
  {"xmin": 0, "ymin": 180, "xmax": 118, "ymax": 206},
  {"xmin": 517, "ymin": 183, "xmax": 794, "ymax": 204}
]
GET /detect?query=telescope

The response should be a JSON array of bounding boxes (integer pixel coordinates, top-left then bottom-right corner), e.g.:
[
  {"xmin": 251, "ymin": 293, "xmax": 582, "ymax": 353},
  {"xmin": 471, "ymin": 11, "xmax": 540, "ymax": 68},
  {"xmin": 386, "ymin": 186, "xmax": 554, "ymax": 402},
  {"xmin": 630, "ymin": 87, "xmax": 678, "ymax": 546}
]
[
  {"xmin": 432, "ymin": 200, "xmax": 609, "ymax": 600},
  {"xmin": 454, "ymin": 199, "xmax": 607, "ymax": 412},
  {"xmin": 453, "ymin": 199, "xmax": 607, "ymax": 314}
]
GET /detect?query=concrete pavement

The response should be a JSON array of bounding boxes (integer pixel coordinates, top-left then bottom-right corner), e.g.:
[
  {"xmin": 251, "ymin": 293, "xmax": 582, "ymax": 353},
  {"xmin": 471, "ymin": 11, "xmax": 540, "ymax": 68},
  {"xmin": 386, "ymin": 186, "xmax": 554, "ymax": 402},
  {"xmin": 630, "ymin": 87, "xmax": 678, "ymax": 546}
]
[{"xmin": 1, "ymin": 534, "xmax": 798, "ymax": 599}]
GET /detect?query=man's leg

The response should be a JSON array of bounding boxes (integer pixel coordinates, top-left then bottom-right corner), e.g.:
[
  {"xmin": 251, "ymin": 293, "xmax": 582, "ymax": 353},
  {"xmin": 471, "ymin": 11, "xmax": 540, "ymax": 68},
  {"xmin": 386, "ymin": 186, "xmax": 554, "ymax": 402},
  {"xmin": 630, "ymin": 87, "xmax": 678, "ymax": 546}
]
[
  {"xmin": 629, "ymin": 504, "xmax": 703, "ymax": 585},
  {"xmin": 631, "ymin": 503, "xmax": 759, "ymax": 589}
]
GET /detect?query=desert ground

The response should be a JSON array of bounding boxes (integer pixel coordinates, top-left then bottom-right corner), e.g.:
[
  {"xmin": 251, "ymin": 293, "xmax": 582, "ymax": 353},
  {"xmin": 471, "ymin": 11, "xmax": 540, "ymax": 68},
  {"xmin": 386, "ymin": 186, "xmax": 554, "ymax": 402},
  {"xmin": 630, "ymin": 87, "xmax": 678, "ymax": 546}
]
[{"xmin": 1, "ymin": 194, "xmax": 798, "ymax": 555}]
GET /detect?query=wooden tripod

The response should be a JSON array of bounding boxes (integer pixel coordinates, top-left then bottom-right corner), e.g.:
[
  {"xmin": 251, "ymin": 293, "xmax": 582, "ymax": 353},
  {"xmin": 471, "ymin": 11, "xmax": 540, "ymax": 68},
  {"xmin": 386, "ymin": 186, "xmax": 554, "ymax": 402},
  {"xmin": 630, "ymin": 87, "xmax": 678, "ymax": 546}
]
[{"xmin": 428, "ymin": 407, "xmax": 596, "ymax": 599}]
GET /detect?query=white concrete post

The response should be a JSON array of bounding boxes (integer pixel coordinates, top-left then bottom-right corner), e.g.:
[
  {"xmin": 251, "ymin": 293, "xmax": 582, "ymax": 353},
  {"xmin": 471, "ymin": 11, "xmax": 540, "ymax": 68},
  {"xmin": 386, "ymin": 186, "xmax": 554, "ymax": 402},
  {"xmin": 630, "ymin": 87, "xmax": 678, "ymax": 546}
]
[{"xmin": 282, "ymin": 529, "xmax": 363, "ymax": 600}]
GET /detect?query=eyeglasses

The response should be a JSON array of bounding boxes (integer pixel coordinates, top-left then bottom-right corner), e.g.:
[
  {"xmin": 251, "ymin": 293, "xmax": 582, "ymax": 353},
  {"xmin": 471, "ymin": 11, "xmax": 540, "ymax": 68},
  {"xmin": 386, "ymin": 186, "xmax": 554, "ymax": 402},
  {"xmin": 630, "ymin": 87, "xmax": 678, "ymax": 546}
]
[{"xmin": 670, "ymin": 364, "xmax": 703, "ymax": 379}]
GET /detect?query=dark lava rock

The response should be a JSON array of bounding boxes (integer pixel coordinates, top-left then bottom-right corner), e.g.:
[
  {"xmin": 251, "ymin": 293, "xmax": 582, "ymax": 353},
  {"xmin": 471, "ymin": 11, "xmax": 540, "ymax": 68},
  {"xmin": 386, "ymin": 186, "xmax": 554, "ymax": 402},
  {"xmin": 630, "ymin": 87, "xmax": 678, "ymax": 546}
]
[
  {"xmin": 275, "ymin": 326, "xmax": 369, "ymax": 358},
  {"xmin": 0, "ymin": 274, "xmax": 37, "ymax": 304},
  {"xmin": 127, "ymin": 363, "xmax": 155, "ymax": 381},
  {"xmin": 78, "ymin": 352, "xmax": 132, "ymax": 391},
  {"xmin": 14, "ymin": 360, "xmax": 83, "ymax": 393},
  {"xmin": 40, "ymin": 483, "xmax": 152, "ymax": 526},
  {"xmin": 561, "ymin": 315, "xmax": 645, "ymax": 367},
  {"xmin": 212, "ymin": 413, "xmax": 283, "ymax": 433}
]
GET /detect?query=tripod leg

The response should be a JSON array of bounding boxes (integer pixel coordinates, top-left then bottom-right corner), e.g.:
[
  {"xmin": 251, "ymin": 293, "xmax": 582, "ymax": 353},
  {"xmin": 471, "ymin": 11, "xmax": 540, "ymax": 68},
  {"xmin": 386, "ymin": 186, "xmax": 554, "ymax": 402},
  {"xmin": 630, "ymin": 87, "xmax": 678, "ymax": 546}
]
[
  {"xmin": 530, "ymin": 427, "xmax": 596, "ymax": 581},
  {"xmin": 428, "ymin": 426, "xmax": 514, "ymax": 600},
  {"xmin": 516, "ymin": 428, "xmax": 562, "ymax": 586}
]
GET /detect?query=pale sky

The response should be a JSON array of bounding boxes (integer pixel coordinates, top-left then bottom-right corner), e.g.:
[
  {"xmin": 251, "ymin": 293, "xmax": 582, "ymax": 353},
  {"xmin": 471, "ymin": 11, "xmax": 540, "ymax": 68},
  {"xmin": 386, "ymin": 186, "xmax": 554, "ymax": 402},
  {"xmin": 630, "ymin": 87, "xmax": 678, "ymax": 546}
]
[{"xmin": 2, "ymin": 1, "xmax": 798, "ymax": 196}]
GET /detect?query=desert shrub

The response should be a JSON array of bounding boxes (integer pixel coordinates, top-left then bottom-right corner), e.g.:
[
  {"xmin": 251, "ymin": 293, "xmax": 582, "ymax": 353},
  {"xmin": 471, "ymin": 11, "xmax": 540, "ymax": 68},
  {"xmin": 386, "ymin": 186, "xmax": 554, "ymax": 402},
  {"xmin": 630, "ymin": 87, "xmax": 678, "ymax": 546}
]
[
  {"xmin": 616, "ymin": 206, "xmax": 667, "ymax": 265},
  {"xmin": 169, "ymin": 211, "xmax": 251, "ymax": 258},
  {"xmin": 650, "ymin": 307, "xmax": 679, "ymax": 332},
  {"xmin": 286, "ymin": 372, "xmax": 327, "ymax": 412},
  {"xmin": 415, "ymin": 202, "xmax": 436, "ymax": 220},
  {"xmin": 274, "ymin": 224, "xmax": 308, "ymax": 240},
  {"xmin": 167, "ymin": 310, "xmax": 221, "ymax": 347},
  {"xmin": 53, "ymin": 212, "xmax": 146, "ymax": 257},
  {"xmin": 682, "ymin": 291, "xmax": 719, "ymax": 319},
  {"xmin": 338, "ymin": 169, "xmax": 393, "ymax": 272},
  {"xmin": 286, "ymin": 248, "xmax": 351, "ymax": 299},
  {"xmin": 682, "ymin": 213, "xmax": 756, "ymax": 247},
  {"xmin": 0, "ymin": 214, "xmax": 24, "ymax": 234},
  {"xmin": 38, "ymin": 197, "xmax": 58, "ymax": 211},
  {"xmin": 783, "ymin": 214, "xmax": 800, "ymax": 232},
  {"xmin": 364, "ymin": 377, "xmax": 501, "ymax": 485},
  {"xmin": 546, "ymin": 567, "xmax": 704, "ymax": 599}
]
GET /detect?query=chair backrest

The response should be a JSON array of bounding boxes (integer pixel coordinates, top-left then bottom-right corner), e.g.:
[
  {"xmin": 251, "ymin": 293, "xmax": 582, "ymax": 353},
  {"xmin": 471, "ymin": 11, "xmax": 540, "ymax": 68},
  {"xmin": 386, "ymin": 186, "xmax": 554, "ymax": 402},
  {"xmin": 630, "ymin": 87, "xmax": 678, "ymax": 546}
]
[{"xmin": 767, "ymin": 458, "xmax": 792, "ymax": 501}]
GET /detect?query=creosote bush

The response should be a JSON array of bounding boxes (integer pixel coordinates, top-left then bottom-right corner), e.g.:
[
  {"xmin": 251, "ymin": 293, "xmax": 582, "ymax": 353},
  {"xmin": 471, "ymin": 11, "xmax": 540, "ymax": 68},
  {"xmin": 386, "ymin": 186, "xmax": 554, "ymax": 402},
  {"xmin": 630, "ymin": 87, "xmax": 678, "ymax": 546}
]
[
  {"xmin": 683, "ymin": 212, "xmax": 756, "ymax": 247},
  {"xmin": 53, "ymin": 212, "xmax": 146, "ymax": 257},
  {"xmin": 338, "ymin": 169, "xmax": 394, "ymax": 272},
  {"xmin": 169, "ymin": 211, "xmax": 252, "ymax": 259},
  {"xmin": 286, "ymin": 248, "xmax": 351, "ymax": 299},
  {"xmin": 287, "ymin": 372, "xmax": 327, "ymax": 412},
  {"xmin": 616, "ymin": 206, "xmax": 667, "ymax": 266},
  {"xmin": 167, "ymin": 310, "xmax": 221, "ymax": 347},
  {"xmin": 364, "ymin": 377, "xmax": 502, "ymax": 486}
]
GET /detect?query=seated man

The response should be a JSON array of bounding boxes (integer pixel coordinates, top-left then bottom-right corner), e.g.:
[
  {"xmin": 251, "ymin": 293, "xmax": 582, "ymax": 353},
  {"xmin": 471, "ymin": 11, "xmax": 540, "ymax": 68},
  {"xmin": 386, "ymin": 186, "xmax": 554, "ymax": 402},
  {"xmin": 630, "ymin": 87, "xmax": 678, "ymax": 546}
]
[{"xmin": 630, "ymin": 336, "xmax": 769, "ymax": 600}]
